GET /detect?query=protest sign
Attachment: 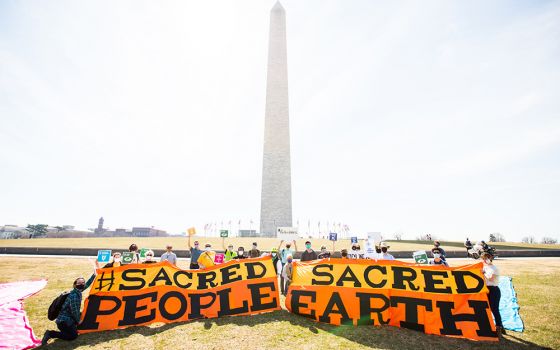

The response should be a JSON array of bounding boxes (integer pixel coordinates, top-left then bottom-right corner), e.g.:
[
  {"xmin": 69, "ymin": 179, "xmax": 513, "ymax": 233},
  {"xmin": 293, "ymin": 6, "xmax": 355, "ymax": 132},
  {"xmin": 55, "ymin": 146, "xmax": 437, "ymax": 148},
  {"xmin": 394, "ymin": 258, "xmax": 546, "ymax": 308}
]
[
  {"xmin": 328, "ymin": 233, "xmax": 337, "ymax": 241},
  {"xmin": 350, "ymin": 237, "xmax": 358, "ymax": 244},
  {"xmin": 121, "ymin": 252, "xmax": 134, "ymax": 264},
  {"xmin": 220, "ymin": 230, "xmax": 228, "ymax": 238},
  {"xmin": 277, "ymin": 227, "xmax": 298, "ymax": 241},
  {"xmin": 187, "ymin": 227, "xmax": 196, "ymax": 236},
  {"xmin": 79, "ymin": 256, "xmax": 280, "ymax": 333},
  {"xmin": 139, "ymin": 248, "xmax": 149, "ymax": 259},
  {"xmin": 97, "ymin": 250, "xmax": 111, "ymax": 263},
  {"xmin": 214, "ymin": 253, "xmax": 225, "ymax": 264},
  {"xmin": 413, "ymin": 251, "xmax": 429, "ymax": 264},
  {"xmin": 286, "ymin": 259, "xmax": 498, "ymax": 341}
]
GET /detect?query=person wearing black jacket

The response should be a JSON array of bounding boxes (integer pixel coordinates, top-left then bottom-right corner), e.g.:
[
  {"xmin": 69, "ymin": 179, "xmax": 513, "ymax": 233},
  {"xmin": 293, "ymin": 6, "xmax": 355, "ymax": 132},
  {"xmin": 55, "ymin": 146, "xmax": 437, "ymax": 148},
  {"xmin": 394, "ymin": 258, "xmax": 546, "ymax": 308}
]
[{"xmin": 300, "ymin": 241, "xmax": 318, "ymax": 262}]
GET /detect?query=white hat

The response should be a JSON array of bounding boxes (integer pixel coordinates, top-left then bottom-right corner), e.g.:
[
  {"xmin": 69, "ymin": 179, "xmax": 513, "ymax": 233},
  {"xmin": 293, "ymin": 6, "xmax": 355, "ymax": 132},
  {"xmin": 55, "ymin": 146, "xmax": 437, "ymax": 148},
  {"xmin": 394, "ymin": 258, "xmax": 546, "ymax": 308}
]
[{"xmin": 379, "ymin": 241, "xmax": 390, "ymax": 248}]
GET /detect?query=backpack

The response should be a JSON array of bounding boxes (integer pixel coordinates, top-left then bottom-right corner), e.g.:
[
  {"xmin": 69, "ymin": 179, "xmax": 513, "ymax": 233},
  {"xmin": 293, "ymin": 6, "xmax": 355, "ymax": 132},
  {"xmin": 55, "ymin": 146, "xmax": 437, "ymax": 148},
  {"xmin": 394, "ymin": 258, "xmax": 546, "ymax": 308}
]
[{"xmin": 48, "ymin": 291, "xmax": 70, "ymax": 321}]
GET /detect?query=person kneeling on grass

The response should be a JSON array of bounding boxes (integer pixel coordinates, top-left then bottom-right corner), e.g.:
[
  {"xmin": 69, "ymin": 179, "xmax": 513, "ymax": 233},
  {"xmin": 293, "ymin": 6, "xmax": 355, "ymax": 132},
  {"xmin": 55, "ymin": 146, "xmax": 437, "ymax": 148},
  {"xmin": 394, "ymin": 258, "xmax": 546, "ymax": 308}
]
[{"xmin": 42, "ymin": 265, "xmax": 97, "ymax": 345}]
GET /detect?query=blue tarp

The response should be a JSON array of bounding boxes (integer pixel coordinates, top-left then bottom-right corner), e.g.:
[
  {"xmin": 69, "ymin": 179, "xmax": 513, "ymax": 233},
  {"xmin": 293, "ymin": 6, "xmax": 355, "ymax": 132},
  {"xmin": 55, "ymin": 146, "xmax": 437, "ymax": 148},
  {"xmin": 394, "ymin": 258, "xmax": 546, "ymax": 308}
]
[{"xmin": 498, "ymin": 275, "xmax": 524, "ymax": 332}]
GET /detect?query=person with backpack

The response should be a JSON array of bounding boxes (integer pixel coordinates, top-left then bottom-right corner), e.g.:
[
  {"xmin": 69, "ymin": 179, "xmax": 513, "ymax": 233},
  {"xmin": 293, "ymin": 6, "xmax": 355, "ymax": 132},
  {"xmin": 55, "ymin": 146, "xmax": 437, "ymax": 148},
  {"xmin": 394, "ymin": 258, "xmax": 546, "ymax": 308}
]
[{"xmin": 42, "ymin": 264, "xmax": 97, "ymax": 345}]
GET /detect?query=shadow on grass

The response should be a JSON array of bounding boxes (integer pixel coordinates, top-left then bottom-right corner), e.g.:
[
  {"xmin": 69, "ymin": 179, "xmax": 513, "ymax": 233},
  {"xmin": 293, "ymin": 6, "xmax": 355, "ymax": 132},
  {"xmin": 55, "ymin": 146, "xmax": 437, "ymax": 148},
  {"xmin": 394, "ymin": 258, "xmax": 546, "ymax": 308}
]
[{"xmin": 43, "ymin": 310, "xmax": 551, "ymax": 350}]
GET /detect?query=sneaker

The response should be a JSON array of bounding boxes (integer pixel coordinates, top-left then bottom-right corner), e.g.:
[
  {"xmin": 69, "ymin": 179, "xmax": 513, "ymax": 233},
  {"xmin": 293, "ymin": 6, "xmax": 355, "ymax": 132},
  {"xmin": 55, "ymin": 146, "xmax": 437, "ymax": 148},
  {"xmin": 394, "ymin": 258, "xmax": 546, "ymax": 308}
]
[{"xmin": 41, "ymin": 330, "xmax": 51, "ymax": 346}]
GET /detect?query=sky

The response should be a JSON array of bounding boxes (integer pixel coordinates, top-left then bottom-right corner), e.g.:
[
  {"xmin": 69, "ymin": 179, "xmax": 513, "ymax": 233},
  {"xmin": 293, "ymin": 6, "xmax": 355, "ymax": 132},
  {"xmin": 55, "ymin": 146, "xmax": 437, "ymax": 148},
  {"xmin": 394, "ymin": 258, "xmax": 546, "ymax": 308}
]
[{"xmin": 1, "ymin": 0, "xmax": 559, "ymax": 242}]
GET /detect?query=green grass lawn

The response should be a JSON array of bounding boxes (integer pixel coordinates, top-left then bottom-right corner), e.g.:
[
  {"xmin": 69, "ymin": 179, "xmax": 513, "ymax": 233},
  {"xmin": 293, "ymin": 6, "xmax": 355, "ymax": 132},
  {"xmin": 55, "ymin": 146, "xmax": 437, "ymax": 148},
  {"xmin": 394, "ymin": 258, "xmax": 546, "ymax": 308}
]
[
  {"xmin": 1, "ymin": 237, "xmax": 558, "ymax": 252},
  {"xmin": 1, "ymin": 257, "xmax": 559, "ymax": 349}
]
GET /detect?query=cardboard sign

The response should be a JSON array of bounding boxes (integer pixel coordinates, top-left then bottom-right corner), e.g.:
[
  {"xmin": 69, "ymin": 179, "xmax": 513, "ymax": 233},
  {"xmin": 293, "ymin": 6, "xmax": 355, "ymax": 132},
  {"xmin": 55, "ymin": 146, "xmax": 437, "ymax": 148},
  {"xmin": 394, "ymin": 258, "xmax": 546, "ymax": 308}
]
[
  {"xmin": 121, "ymin": 252, "xmax": 134, "ymax": 264},
  {"xmin": 350, "ymin": 237, "xmax": 358, "ymax": 244},
  {"xmin": 187, "ymin": 227, "xmax": 196, "ymax": 236},
  {"xmin": 97, "ymin": 250, "xmax": 111, "ymax": 263},
  {"xmin": 329, "ymin": 232, "xmax": 338, "ymax": 241},
  {"xmin": 413, "ymin": 250, "xmax": 429, "ymax": 264},
  {"xmin": 220, "ymin": 230, "xmax": 228, "ymax": 238},
  {"xmin": 139, "ymin": 248, "xmax": 149, "ymax": 259},
  {"xmin": 277, "ymin": 227, "xmax": 298, "ymax": 241},
  {"xmin": 214, "ymin": 253, "xmax": 225, "ymax": 264}
]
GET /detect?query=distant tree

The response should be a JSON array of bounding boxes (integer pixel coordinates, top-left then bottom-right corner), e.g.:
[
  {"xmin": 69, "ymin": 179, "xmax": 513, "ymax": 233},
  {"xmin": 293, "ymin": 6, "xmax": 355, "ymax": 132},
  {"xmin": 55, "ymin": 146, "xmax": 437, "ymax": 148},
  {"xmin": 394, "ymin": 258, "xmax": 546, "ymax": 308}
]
[
  {"xmin": 54, "ymin": 226, "xmax": 65, "ymax": 233},
  {"xmin": 393, "ymin": 231, "xmax": 403, "ymax": 241},
  {"xmin": 489, "ymin": 232, "xmax": 506, "ymax": 242},
  {"xmin": 26, "ymin": 224, "xmax": 48, "ymax": 238},
  {"xmin": 541, "ymin": 237, "xmax": 558, "ymax": 244},
  {"xmin": 522, "ymin": 236, "xmax": 536, "ymax": 244}
]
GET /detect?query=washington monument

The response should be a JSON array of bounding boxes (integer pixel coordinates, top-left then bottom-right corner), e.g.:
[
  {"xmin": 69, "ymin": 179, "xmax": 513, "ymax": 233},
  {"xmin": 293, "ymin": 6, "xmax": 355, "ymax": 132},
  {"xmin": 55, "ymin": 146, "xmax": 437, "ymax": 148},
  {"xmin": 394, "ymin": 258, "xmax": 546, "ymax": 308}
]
[{"xmin": 260, "ymin": 1, "xmax": 292, "ymax": 237}]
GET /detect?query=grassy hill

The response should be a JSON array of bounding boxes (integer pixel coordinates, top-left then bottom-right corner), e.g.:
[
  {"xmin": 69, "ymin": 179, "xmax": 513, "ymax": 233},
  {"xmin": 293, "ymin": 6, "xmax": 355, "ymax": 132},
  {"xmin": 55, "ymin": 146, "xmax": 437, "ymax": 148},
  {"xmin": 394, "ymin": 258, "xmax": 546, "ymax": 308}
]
[{"xmin": 1, "ymin": 257, "xmax": 558, "ymax": 350}]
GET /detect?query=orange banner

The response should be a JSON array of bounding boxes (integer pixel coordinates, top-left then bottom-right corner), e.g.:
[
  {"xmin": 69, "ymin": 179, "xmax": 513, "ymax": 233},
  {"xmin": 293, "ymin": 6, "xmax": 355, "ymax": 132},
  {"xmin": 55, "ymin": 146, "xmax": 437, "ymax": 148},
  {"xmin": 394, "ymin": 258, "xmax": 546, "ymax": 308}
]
[
  {"xmin": 285, "ymin": 259, "xmax": 498, "ymax": 341},
  {"xmin": 78, "ymin": 256, "xmax": 280, "ymax": 333}
]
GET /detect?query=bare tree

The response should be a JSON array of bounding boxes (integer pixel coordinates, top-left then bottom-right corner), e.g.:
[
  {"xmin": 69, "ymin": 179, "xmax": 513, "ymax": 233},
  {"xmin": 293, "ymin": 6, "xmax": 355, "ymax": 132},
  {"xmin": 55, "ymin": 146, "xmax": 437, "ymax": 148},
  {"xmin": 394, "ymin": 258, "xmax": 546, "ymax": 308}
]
[
  {"xmin": 541, "ymin": 237, "xmax": 558, "ymax": 244},
  {"xmin": 393, "ymin": 231, "xmax": 403, "ymax": 241},
  {"xmin": 522, "ymin": 236, "xmax": 536, "ymax": 244}
]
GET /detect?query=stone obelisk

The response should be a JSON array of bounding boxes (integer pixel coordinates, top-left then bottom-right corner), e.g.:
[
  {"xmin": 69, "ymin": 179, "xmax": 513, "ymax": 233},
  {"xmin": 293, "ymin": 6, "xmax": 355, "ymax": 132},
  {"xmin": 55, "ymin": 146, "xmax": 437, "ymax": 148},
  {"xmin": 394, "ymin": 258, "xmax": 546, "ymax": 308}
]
[{"xmin": 260, "ymin": 1, "xmax": 292, "ymax": 237}]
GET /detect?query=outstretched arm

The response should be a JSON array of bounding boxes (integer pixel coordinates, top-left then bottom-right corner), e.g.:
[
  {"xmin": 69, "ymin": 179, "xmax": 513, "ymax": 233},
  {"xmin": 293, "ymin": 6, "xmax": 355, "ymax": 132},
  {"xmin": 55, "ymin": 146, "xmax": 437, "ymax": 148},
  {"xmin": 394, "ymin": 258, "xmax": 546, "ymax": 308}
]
[
  {"xmin": 277, "ymin": 240, "xmax": 284, "ymax": 251},
  {"xmin": 188, "ymin": 235, "xmax": 192, "ymax": 249},
  {"xmin": 293, "ymin": 240, "xmax": 298, "ymax": 251}
]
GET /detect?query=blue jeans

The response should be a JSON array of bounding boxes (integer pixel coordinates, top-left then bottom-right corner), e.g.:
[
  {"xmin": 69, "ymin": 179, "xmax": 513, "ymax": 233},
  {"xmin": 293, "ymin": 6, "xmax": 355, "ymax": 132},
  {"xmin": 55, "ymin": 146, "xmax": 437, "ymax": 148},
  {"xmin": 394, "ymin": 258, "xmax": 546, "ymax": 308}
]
[{"xmin": 50, "ymin": 321, "xmax": 78, "ymax": 341}]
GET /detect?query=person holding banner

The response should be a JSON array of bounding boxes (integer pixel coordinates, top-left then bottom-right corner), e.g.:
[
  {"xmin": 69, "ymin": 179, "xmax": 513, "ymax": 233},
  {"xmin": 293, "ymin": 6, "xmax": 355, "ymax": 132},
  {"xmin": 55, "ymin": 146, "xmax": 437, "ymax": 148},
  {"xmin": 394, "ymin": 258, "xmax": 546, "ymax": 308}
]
[
  {"xmin": 222, "ymin": 242, "xmax": 238, "ymax": 262},
  {"xmin": 103, "ymin": 252, "xmax": 122, "ymax": 268},
  {"xmin": 481, "ymin": 252, "xmax": 505, "ymax": 336},
  {"xmin": 281, "ymin": 255, "xmax": 294, "ymax": 295},
  {"xmin": 249, "ymin": 242, "xmax": 261, "ymax": 258},
  {"xmin": 233, "ymin": 247, "xmax": 247, "ymax": 260},
  {"xmin": 300, "ymin": 241, "xmax": 318, "ymax": 262},
  {"xmin": 198, "ymin": 244, "xmax": 216, "ymax": 269},
  {"xmin": 160, "ymin": 245, "xmax": 177, "ymax": 265},
  {"xmin": 270, "ymin": 247, "xmax": 281, "ymax": 274},
  {"xmin": 429, "ymin": 247, "xmax": 448, "ymax": 267},
  {"xmin": 378, "ymin": 242, "xmax": 395, "ymax": 260},
  {"xmin": 128, "ymin": 244, "xmax": 140, "ymax": 264},
  {"xmin": 143, "ymin": 250, "xmax": 157, "ymax": 264},
  {"xmin": 187, "ymin": 236, "xmax": 203, "ymax": 269},
  {"xmin": 278, "ymin": 240, "xmax": 296, "ymax": 294},
  {"xmin": 317, "ymin": 246, "xmax": 331, "ymax": 259},
  {"xmin": 41, "ymin": 263, "xmax": 97, "ymax": 345}
]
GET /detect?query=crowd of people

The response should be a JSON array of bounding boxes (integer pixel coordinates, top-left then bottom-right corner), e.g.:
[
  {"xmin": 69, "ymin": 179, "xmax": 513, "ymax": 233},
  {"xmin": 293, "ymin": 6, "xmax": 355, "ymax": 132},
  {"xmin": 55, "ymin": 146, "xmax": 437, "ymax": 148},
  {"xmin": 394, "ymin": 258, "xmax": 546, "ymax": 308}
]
[{"xmin": 42, "ymin": 237, "xmax": 505, "ymax": 345}]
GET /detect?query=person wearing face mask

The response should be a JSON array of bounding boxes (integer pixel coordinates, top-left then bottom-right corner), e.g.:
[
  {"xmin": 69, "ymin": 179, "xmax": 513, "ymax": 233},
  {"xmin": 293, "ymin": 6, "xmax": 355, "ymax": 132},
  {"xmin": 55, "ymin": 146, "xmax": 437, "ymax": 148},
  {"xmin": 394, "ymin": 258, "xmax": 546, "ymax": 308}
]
[
  {"xmin": 433, "ymin": 241, "xmax": 447, "ymax": 260},
  {"xmin": 349, "ymin": 243, "xmax": 363, "ymax": 259},
  {"xmin": 41, "ymin": 264, "xmax": 97, "ymax": 345},
  {"xmin": 103, "ymin": 252, "xmax": 122, "ymax": 268},
  {"xmin": 278, "ymin": 240, "xmax": 297, "ymax": 294},
  {"xmin": 233, "ymin": 247, "xmax": 247, "ymax": 259},
  {"xmin": 378, "ymin": 242, "xmax": 394, "ymax": 260},
  {"xmin": 197, "ymin": 244, "xmax": 216, "ymax": 269},
  {"xmin": 317, "ymin": 246, "xmax": 331, "ymax": 259},
  {"xmin": 222, "ymin": 242, "xmax": 238, "ymax": 262},
  {"xmin": 160, "ymin": 245, "xmax": 178, "ymax": 265},
  {"xmin": 300, "ymin": 241, "xmax": 318, "ymax": 262},
  {"xmin": 143, "ymin": 250, "xmax": 157, "ymax": 264},
  {"xmin": 281, "ymin": 255, "xmax": 294, "ymax": 295},
  {"xmin": 429, "ymin": 247, "xmax": 448, "ymax": 267},
  {"xmin": 249, "ymin": 242, "xmax": 261, "ymax": 258},
  {"xmin": 187, "ymin": 236, "xmax": 203, "ymax": 269},
  {"xmin": 481, "ymin": 252, "xmax": 505, "ymax": 336}
]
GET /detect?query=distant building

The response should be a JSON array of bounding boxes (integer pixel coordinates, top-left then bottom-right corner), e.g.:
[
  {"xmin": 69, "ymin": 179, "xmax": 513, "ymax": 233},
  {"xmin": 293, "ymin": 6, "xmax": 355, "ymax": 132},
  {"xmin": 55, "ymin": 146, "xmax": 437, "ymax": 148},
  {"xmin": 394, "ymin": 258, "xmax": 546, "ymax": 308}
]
[
  {"xmin": 131, "ymin": 227, "xmax": 167, "ymax": 237},
  {"xmin": 94, "ymin": 217, "xmax": 106, "ymax": 234},
  {"xmin": 239, "ymin": 229, "xmax": 258, "ymax": 237}
]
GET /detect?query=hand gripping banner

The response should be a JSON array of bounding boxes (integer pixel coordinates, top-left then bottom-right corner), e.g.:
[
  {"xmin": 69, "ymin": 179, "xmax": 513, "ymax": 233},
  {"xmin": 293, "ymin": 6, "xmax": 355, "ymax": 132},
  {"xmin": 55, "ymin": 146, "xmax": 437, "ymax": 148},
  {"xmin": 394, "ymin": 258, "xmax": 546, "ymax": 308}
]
[
  {"xmin": 285, "ymin": 259, "xmax": 498, "ymax": 341},
  {"xmin": 78, "ymin": 256, "xmax": 280, "ymax": 333}
]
